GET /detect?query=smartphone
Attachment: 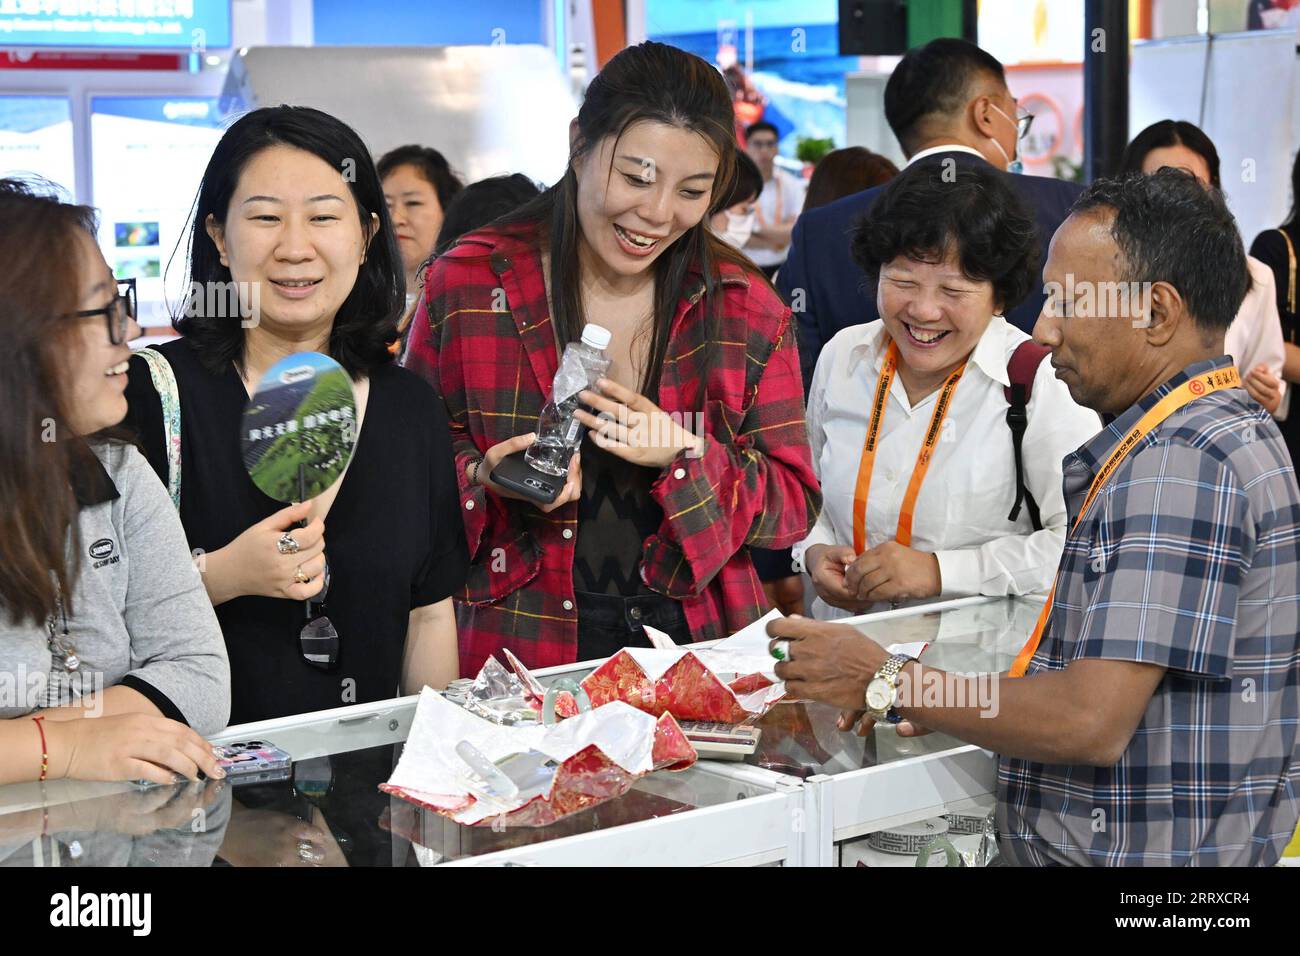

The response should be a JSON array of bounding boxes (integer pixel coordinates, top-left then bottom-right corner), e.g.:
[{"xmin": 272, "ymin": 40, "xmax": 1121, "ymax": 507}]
[
  {"xmin": 490, "ymin": 450, "xmax": 565, "ymax": 505},
  {"xmin": 214, "ymin": 740, "xmax": 293, "ymax": 779}
]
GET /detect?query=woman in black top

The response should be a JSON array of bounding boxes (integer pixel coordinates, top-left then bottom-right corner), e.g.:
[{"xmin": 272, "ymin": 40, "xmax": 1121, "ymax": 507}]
[
  {"xmin": 125, "ymin": 106, "xmax": 467, "ymax": 726},
  {"xmin": 1249, "ymin": 149, "xmax": 1300, "ymax": 468}
]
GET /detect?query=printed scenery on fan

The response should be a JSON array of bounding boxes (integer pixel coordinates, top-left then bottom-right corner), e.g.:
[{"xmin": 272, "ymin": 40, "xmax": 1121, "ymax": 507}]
[{"xmin": 240, "ymin": 352, "xmax": 359, "ymax": 502}]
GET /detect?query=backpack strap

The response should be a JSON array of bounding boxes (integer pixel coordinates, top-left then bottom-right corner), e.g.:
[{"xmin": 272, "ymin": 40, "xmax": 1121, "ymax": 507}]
[
  {"xmin": 1274, "ymin": 227, "xmax": 1296, "ymax": 321},
  {"xmin": 135, "ymin": 347, "xmax": 182, "ymax": 511},
  {"xmin": 1004, "ymin": 340, "xmax": 1050, "ymax": 531}
]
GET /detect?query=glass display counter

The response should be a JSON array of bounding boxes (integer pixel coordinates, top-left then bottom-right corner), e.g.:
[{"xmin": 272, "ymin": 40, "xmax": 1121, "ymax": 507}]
[
  {"xmin": 0, "ymin": 697, "xmax": 808, "ymax": 868},
  {"xmin": 522, "ymin": 595, "xmax": 1042, "ymax": 866},
  {"xmin": 718, "ymin": 595, "xmax": 1043, "ymax": 866},
  {"xmin": 0, "ymin": 596, "xmax": 1040, "ymax": 868}
]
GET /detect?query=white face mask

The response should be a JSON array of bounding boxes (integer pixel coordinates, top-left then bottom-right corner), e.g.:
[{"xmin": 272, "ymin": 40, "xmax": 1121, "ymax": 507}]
[
  {"xmin": 720, "ymin": 209, "xmax": 756, "ymax": 248},
  {"xmin": 988, "ymin": 102, "xmax": 1024, "ymax": 174}
]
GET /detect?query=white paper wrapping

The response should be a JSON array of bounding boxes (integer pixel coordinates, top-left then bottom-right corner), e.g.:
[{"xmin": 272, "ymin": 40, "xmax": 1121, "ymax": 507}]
[{"xmin": 385, "ymin": 689, "xmax": 665, "ymax": 824}]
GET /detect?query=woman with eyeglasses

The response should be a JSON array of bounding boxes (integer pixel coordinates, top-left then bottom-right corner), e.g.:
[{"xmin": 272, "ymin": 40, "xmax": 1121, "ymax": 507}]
[
  {"xmin": 0, "ymin": 178, "xmax": 229, "ymax": 786},
  {"xmin": 123, "ymin": 106, "xmax": 468, "ymax": 726}
]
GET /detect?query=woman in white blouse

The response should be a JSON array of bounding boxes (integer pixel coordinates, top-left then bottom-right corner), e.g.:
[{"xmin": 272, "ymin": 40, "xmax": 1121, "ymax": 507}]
[
  {"xmin": 1120, "ymin": 120, "xmax": 1287, "ymax": 414},
  {"xmin": 794, "ymin": 162, "xmax": 1099, "ymax": 620}
]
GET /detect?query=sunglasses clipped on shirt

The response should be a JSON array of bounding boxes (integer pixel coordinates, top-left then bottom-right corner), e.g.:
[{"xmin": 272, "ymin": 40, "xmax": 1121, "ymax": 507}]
[
  {"xmin": 299, "ymin": 558, "xmax": 340, "ymax": 671},
  {"xmin": 68, "ymin": 277, "xmax": 137, "ymax": 345}
]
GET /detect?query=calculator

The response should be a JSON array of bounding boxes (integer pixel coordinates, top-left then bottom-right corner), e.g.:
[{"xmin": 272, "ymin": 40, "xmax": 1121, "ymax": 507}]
[{"xmin": 679, "ymin": 722, "xmax": 761, "ymax": 760}]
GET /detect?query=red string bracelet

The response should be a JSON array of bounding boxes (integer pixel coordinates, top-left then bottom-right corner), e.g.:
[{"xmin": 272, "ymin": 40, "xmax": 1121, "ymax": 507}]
[{"xmin": 31, "ymin": 715, "xmax": 48, "ymax": 782}]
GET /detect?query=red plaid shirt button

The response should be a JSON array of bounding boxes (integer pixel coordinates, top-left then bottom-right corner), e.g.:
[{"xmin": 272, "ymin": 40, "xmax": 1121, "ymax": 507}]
[
  {"xmin": 673, "ymin": 467, "xmax": 686, "ymax": 479},
  {"xmin": 562, "ymin": 528, "xmax": 573, "ymax": 539},
  {"xmin": 562, "ymin": 600, "xmax": 574, "ymax": 611},
  {"xmin": 465, "ymin": 500, "xmax": 475, "ymax": 510}
]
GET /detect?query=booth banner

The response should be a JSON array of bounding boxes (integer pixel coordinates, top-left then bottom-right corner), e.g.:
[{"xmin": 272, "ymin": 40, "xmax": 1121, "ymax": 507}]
[{"xmin": 381, "ymin": 689, "xmax": 695, "ymax": 828}]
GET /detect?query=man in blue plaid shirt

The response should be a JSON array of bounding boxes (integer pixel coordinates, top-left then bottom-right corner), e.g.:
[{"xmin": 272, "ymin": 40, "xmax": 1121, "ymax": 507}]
[{"xmin": 769, "ymin": 169, "xmax": 1300, "ymax": 866}]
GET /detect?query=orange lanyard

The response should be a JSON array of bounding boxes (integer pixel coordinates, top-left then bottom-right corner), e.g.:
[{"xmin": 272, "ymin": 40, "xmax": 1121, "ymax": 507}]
[
  {"xmin": 852, "ymin": 340, "xmax": 967, "ymax": 553},
  {"xmin": 1008, "ymin": 365, "xmax": 1242, "ymax": 677},
  {"xmin": 755, "ymin": 173, "xmax": 786, "ymax": 229}
]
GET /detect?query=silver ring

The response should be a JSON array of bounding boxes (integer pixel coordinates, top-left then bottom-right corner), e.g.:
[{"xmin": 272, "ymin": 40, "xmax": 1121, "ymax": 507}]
[{"xmin": 277, "ymin": 532, "xmax": 300, "ymax": 555}]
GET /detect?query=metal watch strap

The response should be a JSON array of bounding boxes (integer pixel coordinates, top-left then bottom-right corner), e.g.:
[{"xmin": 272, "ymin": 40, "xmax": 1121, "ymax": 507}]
[{"xmin": 867, "ymin": 653, "xmax": 912, "ymax": 721}]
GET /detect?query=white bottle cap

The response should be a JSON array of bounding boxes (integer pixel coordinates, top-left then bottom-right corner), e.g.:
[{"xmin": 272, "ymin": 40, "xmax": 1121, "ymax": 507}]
[{"xmin": 580, "ymin": 324, "xmax": 612, "ymax": 351}]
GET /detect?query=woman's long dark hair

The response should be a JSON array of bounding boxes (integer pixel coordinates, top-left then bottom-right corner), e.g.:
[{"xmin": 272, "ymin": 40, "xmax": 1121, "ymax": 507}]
[
  {"xmin": 176, "ymin": 105, "xmax": 405, "ymax": 377},
  {"xmin": 434, "ymin": 173, "xmax": 542, "ymax": 256},
  {"xmin": 0, "ymin": 179, "xmax": 102, "ymax": 626},
  {"xmin": 1119, "ymin": 119, "xmax": 1221, "ymax": 188},
  {"xmin": 490, "ymin": 41, "xmax": 766, "ymax": 398},
  {"xmin": 1286, "ymin": 148, "xmax": 1300, "ymax": 228}
]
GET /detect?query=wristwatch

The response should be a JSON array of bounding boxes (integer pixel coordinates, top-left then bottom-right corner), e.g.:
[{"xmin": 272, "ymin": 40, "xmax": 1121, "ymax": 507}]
[{"xmin": 865, "ymin": 653, "xmax": 914, "ymax": 724}]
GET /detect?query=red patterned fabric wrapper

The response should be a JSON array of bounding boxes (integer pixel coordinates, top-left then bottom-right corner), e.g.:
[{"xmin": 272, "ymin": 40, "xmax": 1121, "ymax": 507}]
[
  {"xmin": 581, "ymin": 650, "xmax": 779, "ymax": 723},
  {"xmin": 381, "ymin": 712, "xmax": 696, "ymax": 829},
  {"xmin": 650, "ymin": 710, "xmax": 696, "ymax": 770},
  {"xmin": 727, "ymin": 672, "xmax": 776, "ymax": 697}
]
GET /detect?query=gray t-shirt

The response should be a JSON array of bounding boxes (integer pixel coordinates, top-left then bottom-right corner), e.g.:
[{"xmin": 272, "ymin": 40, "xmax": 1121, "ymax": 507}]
[{"xmin": 0, "ymin": 441, "xmax": 230, "ymax": 735}]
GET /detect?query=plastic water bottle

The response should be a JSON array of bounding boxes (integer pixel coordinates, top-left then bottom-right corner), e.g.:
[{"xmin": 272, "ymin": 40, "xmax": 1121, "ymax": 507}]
[{"xmin": 525, "ymin": 323, "xmax": 612, "ymax": 476}]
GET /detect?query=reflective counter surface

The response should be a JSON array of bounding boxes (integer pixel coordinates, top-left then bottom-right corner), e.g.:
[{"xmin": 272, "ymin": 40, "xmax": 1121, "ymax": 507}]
[
  {"xmin": 0, "ymin": 597, "xmax": 1040, "ymax": 866},
  {"xmin": 743, "ymin": 597, "xmax": 1043, "ymax": 779}
]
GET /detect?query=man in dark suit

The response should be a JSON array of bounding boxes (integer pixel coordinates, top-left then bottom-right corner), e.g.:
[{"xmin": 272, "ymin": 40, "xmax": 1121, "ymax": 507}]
[{"xmin": 778, "ymin": 38, "xmax": 1082, "ymax": 391}]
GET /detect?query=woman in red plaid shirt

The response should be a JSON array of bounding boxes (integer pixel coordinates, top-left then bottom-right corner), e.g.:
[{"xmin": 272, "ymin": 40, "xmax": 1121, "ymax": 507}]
[{"xmin": 404, "ymin": 42, "xmax": 821, "ymax": 674}]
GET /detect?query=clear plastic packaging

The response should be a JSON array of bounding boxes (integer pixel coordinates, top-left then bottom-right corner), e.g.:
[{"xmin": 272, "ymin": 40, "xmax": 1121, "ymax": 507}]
[{"xmin": 442, "ymin": 659, "xmax": 541, "ymax": 726}]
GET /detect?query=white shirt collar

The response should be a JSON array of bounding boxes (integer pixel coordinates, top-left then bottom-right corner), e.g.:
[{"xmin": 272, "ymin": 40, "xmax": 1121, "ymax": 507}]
[
  {"xmin": 847, "ymin": 315, "xmax": 1015, "ymax": 387},
  {"xmin": 969, "ymin": 315, "xmax": 1013, "ymax": 387},
  {"xmin": 905, "ymin": 144, "xmax": 987, "ymax": 167}
]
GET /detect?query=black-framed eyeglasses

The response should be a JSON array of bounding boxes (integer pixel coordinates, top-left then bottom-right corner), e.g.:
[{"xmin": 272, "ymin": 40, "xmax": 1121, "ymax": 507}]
[
  {"xmin": 68, "ymin": 277, "xmax": 136, "ymax": 345},
  {"xmin": 1015, "ymin": 109, "xmax": 1035, "ymax": 140}
]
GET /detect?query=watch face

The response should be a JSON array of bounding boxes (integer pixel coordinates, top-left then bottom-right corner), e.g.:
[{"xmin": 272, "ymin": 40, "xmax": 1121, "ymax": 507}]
[{"xmin": 866, "ymin": 678, "xmax": 892, "ymax": 712}]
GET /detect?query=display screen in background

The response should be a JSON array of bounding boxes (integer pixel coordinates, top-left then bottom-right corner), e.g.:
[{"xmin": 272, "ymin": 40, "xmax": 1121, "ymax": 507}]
[
  {"xmin": 91, "ymin": 95, "xmax": 225, "ymax": 330},
  {"xmin": 0, "ymin": 0, "xmax": 232, "ymax": 51},
  {"xmin": 0, "ymin": 95, "xmax": 75, "ymax": 197},
  {"xmin": 644, "ymin": 0, "xmax": 852, "ymax": 159}
]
